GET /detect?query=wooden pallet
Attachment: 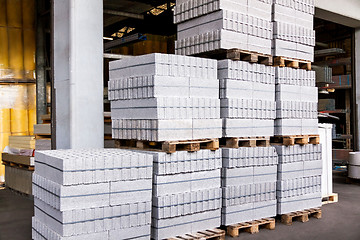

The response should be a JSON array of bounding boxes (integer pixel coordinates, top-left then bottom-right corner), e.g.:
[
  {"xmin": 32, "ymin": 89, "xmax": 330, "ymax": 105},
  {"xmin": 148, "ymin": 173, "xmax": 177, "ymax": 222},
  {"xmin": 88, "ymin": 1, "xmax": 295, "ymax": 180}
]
[
  {"xmin": 40, "ymin": 114, "xmax": 51, "ymax": 124},
  {"xmin": 2, "ymin": 161, "xmax": 34, "ymax": 171},
  {"xmin": 2, "ymin": 153, "xmax": 33, "ymax": 166},
  {"xmin": 273, "ymin": 56, "xmax": 311, "ymax": 70},
  {"xmin": 104, "ymin": 134, "xmax": 113, "ymax": 140},
  {"xmin": 221, "ymin": 137, "xmax": 270, "ymax": 148},
  {"xmin": 195, "ymin": 48, "xmax": 273, "ymax": 65},
  {"xmin": 280, "ymin": 208, "xmax": 322, "ymax": 226},
  {"xmin": 226, "ymin": 218, "xmax": 275, "ymax": 237},
  {"xmin": 322, "ymin": 193, "xmax": 339, "ymax": 205},
  {"xmin": 35, "ymin": 135, "xmax": 51, "ymax": 140},
  {"xmin": 115, "ymin": 139, "xmax": 219, "ymax": 153},
  {"xmin": 271, "ymin": 135, "xmax": 320, "ymax": 146},
  {"xmin": 165, "ymin": 229, "xmax": 225, "ymax": 240}
]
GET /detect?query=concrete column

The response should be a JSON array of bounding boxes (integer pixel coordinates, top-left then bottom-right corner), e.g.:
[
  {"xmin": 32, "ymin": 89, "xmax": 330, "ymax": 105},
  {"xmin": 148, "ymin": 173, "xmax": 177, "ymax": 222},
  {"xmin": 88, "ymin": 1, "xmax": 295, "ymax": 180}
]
[
  {"xmin": 52, "ymin": 0, "xmax": 104, "ymax": 149},
  {"xmin": 355, "ymin": 29, "xmax": 360, "ymax": 150}
]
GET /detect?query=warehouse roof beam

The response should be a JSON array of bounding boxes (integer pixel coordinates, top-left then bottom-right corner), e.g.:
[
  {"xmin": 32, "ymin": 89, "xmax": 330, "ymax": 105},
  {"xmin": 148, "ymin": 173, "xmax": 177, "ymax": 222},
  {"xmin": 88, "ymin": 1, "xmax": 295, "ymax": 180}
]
[{"xmin": 103, "ymin": 9, "xmax": 144, "ymax": 20}]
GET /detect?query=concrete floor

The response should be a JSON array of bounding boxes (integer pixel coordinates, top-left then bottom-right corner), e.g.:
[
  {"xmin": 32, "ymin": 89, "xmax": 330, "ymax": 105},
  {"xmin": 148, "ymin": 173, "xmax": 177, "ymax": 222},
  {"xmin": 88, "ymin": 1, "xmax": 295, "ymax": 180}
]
[{"xmin": 0, "ymin": 172, "xmax": 359, "ymax": 240}]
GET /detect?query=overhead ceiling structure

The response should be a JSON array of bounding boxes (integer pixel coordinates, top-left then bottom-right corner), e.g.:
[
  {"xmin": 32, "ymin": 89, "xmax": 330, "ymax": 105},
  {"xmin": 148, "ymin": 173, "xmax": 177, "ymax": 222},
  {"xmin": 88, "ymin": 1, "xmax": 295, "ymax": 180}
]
[
  {"xmin": 103, "ymin": 0, "xmax": 176, "ymax": 44},
  {"xmin": 315, "ymin": 0, "xmax": 360, "ymax": 28}
]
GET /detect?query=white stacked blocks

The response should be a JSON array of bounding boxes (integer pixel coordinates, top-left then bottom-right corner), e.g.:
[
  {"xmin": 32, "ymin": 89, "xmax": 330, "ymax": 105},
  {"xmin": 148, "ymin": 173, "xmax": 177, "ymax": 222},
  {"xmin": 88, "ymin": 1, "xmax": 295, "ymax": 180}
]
[
  {"xmin": 32, "ymin": 149, "xmax": 153, "ymax": 240},
  {"xmin": 274, "ymin": 67, "xmax": 318, "ymax": 136},
  {"xmin": 219, "ymin": 60, "xmax": 276, "ymax": 138},
  {"xmin": 150, "ymin": 150, "xmax": 222, "ymax": 239},
  {"xmin": 175, "ymin": 0, "xmax": 273, "ymax": 55},
  {"xmin": 272, "ymin": 0, "xmax": 315, "ymax": 61},
  {"xmin": 222, "ymin": 147, "xmax": 278, "ymax": 225},
  {"xmin": 275, "ymin": 144, "xmax": 322, "ymax": 214},
  {"xmin": 108, "ymin": 53, "xmax": 222, "ymax": 142}
]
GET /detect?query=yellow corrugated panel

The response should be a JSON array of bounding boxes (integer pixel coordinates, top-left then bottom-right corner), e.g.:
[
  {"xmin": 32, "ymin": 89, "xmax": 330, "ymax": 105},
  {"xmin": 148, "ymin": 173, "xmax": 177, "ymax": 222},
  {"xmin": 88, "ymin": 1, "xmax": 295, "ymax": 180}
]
[
  {"xmin": 0, "ymin": 0, "xmax": 6, "ymax": 27},
  {"xmin": 10, "ymin": 85, "xmax": 29, "ymax": 136},
  {"xmin": 8, "ymin": 27, "xmax": 24, "ymax": 79},
  {"xmin": 28, "ymin": 109, "xmax": 36, "ymax": 134},
  {"xmin": 0, "ymin": 108, "xmax": 10, "ymax": 133},
  {"xmin": 27, "ymin": 84, "xmax": 36, "ymax": 135},
  {"xmin": 7, "ymin": 0, "xmax": 22, "ymax": 28},
  {"xmin": 0, "ymin": 132, "xmax": 10, "ymax": 181},
  {"xmin": 0, "ymin": 132, "xmax": 10, "ymax": 149},
  {"xmin": 0, "ymin": 27, "xmax": 9, "ymax": 79},
  {"xmin": 23, "ymin": 29, "xmax": 35, "ymax": 79},
  {"xmin": 22, "ymin": 0, "xmax": 35, "ymax": 29},
  {"xmin": 11, "ymin": 109, "xmax": 29, "ymax": 136}
]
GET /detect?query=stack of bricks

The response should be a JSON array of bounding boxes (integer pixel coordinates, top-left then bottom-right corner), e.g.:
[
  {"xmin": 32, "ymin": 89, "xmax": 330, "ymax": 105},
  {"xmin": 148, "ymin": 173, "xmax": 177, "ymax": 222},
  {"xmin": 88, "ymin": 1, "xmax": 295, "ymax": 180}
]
[
  {"xmin": 32, "ymin": 149, "xmax": 153, "ymax": 240},
  {"xmin": 108, "ymin": 53, "xmax": 222, "ymax": 142},
  {"xmin": 150, "ymin": 150, "xmax": 222, "ymax": 239},
  {"xmin": 219, "ymin": 60, "xmax": 276, "ymax": 137},
  {"xmin": 174, "ymin": 0, "xmax": 273, "ymax": 56},
  {"xmin": 272, "ymin": 0, "xmax": 321, "ymax": 216},
  {"xmin": 274, "ymin": 67, "xmax": 318, "ymax": 136},
  {"xmin": 221, "ymin": 147, "xmax": 278, "ymax": 225},
  {"xmin": 275, "ymin": 144, "xmax": 322, "ymax": 214},
  {"xmin": 108, "ymin": 53, "xmax": 224, "ymax": 238},
  {"xmin": 272, "ymin": 0, "xmax": 315, "ymax": 61}
]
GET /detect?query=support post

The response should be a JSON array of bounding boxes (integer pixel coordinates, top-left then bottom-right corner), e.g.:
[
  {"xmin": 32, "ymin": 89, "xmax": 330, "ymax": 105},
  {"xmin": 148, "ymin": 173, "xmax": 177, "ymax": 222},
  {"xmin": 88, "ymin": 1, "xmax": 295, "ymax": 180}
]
[{"xmin": 52, "ymin": 0, "xmax": 104, "ymax": 149}]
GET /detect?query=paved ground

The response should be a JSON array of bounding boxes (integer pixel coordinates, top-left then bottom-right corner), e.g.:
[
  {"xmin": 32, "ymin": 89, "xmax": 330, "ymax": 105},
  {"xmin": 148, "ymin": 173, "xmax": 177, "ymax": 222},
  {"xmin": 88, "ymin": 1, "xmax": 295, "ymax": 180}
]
[
  {"xmin": 0, "ymin": 172, "xmax": 359, "ymax": 240},
  {"xmin": 0, "ymin": 186, "xmax": 33, "ymax": 240}
]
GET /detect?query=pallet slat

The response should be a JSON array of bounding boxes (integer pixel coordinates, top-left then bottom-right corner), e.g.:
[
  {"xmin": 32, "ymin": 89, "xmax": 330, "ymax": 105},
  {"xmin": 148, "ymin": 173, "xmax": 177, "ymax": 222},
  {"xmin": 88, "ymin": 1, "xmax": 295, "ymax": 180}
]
[
  {"xmin": 2, "ymin": 161, "xmax": 34, "ymax": 171},
  {"xmin": 271, "ymin": 135, "xmax": 320, "ymax": 146},
  {"xmin": 273, "ymin": 56, "xmax": 311, "ymax": 70},
  {"xmin": 226, "ymin": 218, "xmax": 275, "ymax": 237},
  {"xmin": 164, "ymin": 229, "xmax": 225, "ymax": 240},
  {"xmin": 115, "ymin": 139, "xmax": 219, "ymax": 153},
  {"xmin": 280, "ymin": 208, "xmax": 322, "ymax": 225},
  {"xmin": 222, "ymin": 137, "xmax": 270, "ymax": 148},
  {"xmin": 322, "ymin": 193, "xmax": 339, "ymax": 205},
  {"xmin": 194, "ymin": 48, "xmax": 273, "ymax": 66}
]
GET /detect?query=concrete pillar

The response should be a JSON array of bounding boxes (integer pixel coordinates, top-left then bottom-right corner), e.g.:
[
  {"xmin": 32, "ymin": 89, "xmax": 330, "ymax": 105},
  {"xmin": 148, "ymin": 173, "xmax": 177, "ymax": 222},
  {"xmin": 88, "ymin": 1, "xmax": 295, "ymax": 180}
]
[
  {"xmin": 355, "ymin": 29, "xmax": 360, "ymax": 150},
  {"xmin": 52, "ymin": 0, "xmax": 104, "ymax": 149}
]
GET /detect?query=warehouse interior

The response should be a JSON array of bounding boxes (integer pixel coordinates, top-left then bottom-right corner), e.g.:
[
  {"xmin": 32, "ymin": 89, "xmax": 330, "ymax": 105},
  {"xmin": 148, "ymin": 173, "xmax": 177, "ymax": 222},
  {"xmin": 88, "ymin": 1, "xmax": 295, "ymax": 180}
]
[{"xmin": 1, "ymin": 0, "xmax": 360, "ymax": 240}]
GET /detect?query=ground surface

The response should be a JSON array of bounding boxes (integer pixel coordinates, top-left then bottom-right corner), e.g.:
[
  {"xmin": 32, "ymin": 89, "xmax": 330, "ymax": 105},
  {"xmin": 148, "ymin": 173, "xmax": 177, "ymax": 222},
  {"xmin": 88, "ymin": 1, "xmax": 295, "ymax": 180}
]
[{"xmin": 0, "ymin": 172, "xmax": 359, "ymax": 240}]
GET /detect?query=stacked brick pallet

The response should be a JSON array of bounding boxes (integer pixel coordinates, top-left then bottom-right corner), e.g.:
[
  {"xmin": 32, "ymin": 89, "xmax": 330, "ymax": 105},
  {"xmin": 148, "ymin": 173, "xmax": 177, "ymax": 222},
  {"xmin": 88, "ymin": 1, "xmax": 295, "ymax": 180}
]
[
  {"xmin": 272, "ymin": 0, "xmax": 315, "ymax": 62},
  {"xmin": 108, "ymin": 53, "xmax": 221, "ymax": 142},
  {"xmin": 108, "ymin": 54, "xmax": 224, "ymax": 239},
  {"xmin": 150, "ymin": 150, "xmax": 222, "ymax": 239},
  {"xmin": 276, "ymin": 145, "xmax": 322, "ymax": 214},
  {"xmin": 221, "ymin": 147, "xmax": 278, "ymax": 225},
  {"xmin": 174, "ymin": 0, "xmax": 273, "ymax": 56},
  {"xmin": 173, "ymin": 0, "xmax": 281, "ymax": 235},
  {"xmin": 218, "ymin": 60, "xmax": 278, "ymax": 228},
  {"xmin": 32, "ymin": 149, "xmax": 153, "ymax": 240},
  {"xmin": 274, "ymin": 67, "xmax": 318, "ymax": 136},
  {"xmin": 220, "ymin": 60, "xmax": 276, "ymax": 138},
  {"xmin": 271, "ymin": 0, "xmax": 322, "ymax": 217}
]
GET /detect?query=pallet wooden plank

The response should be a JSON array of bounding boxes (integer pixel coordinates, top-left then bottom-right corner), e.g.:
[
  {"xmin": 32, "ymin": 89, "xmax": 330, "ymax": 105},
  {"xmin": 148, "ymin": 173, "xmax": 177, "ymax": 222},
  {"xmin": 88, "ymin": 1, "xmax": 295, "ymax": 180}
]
[
  {"xmin": 223, "ymin": 137, "xmax": 270, "ymax": 148},
  {"xmin": 271, "ymin": 135, "xmax": 320, "ymax": 146},
  {"xmin": 280, "ymin": 208, "xmax": 321, "ymax": 225},
  {"xmin": 115, "ymin": 139, "xmax": 219, "ymax": 153},
  {"xmin": 226, "ymin": 218, "xmax": 275, "ymax": 237},
  {"xmin": 273, "ymin": 56, "xmax": 312, "ymax": 70},
  {"xmin": 195, "ymin": 48, "xmax": 272, "ymax": 66},
  {"xmin": 165, "ymin": 229, "xmax": 225, "ymax": 240},
  {"xmin": 322, "ymin": 193, "xmax": 338, "ymax": 205}
]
